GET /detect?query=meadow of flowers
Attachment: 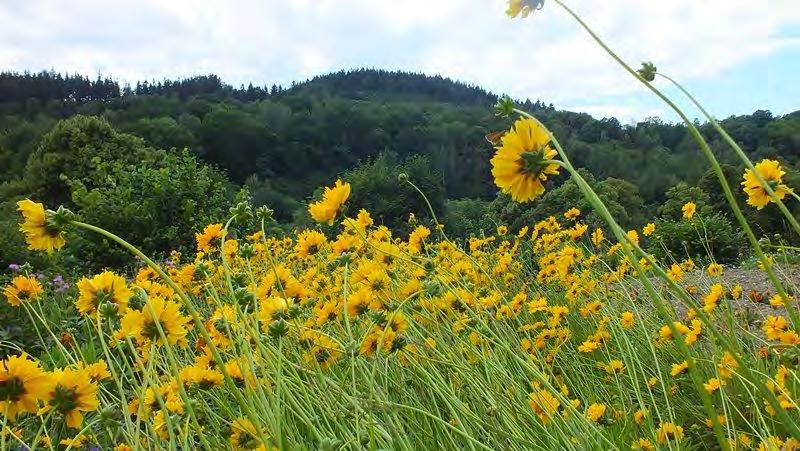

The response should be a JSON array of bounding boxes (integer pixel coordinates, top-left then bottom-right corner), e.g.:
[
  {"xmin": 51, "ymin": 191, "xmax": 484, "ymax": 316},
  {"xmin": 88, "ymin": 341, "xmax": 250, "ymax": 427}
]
[{"xmin": 2, "ymin": 1, "xmax": 800, "ymax": 450}]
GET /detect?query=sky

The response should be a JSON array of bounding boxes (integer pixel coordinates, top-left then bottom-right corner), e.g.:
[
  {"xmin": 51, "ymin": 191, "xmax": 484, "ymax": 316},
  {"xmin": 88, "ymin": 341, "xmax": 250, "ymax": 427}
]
[{"xmin": 1, "ymin": 0, "xmax": 798, "ymax": 122}]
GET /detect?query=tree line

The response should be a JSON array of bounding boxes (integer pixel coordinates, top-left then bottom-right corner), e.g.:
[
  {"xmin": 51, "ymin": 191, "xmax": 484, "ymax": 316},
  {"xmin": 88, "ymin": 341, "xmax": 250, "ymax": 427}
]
[{"xmin": 0, "ymin": 69, "xmax": 797, "ymax": 270}]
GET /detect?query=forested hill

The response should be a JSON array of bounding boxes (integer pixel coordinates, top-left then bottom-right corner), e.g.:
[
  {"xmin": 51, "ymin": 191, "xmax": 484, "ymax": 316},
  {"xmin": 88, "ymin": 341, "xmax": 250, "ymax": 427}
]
[{"xmin": 1, "ymin": 69, "xmax": 798, "ymax": 268}]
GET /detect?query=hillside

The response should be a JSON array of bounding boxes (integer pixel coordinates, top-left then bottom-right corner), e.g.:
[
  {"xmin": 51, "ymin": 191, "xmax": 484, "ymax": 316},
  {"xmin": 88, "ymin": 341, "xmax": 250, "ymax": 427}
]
[{"xmin": 1, "ymin": 69, "xmax": 799, "ymax": 268}]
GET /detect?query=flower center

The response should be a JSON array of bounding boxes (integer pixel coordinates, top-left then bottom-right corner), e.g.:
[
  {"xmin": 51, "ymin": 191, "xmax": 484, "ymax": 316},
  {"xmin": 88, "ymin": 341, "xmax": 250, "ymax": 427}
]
[
  {"xmin": 143, "ymin": 320, "xmax": 164, "ymax": 341},
  {"xmin": 0, "ymin": 377, "xmax": 26, "ymax": 402},
  {"xmin": 315, "ymin": 348, "xmax": 331, "ymax": 363},
  {"xmin": 50, "ymin": 384, "xmax": 79, "ymax": 414},
  {"xmin": 520, "ymin": 148, "xmax": 549, "ymax": 176},
  {"xmin": 237, "ymin": 432, "xmax": 260, "ymax": 449}
]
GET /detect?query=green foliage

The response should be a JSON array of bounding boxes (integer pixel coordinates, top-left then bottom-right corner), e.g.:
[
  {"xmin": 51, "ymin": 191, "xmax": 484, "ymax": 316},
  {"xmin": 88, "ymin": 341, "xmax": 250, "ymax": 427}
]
[
  {"xmin": 24, "ymin": 115, "xmax": 154, "ymax": 206},
  {"xmin": 443, "ymin": 198, "xmax": 492, "ymax": 238},
  {"xmin": 646, "ymin": 214, "xmax": 742, "ymax": 265},
  {"xmin": 658, "ymin": 182, "xmax": 713, "ymax": 220},
  {"xmin": 1, "ymin": 70, "xmax": 799, "ymax": 266},
  {"xmin": 68, "ymin": 149, "xmax": 237, "ymax": 269},
  {"xmin": 6, "ymin": 115, "xmax": 237, "ymax": 270},
  {"xmin": 339, "ymin": 152, "xmax": 445, "ymax": 233}
]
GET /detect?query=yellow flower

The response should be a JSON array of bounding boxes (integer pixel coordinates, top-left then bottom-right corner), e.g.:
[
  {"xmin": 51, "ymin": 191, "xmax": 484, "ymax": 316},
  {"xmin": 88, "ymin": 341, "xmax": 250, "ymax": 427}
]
[
  {"xmin": 59, "ymin": 435, "xmax": 88, "ymax": 447},
  {"xmin": 506, "ymin": 0, "xmax": 544, "ymax": 18},
  {"xmin": 626, "ymin": 230, "xmax": 639, "ymax": 246},
  {"xmin": 564, "ymin": 208, "xmax": 580, "ymax": 220},
  {"xmin": 309, "ymin": 179, "xmax": 351, "ymax": 225},
  {"xmin": 667, "ymin": 264, "xmax": 684, "ymax": 282},
  {"xmin": 632, "ymin": 438, "xmax": 655, "ymax": 450},
  {"xmin": 408, "ymin": 225, "xmax": 432, "ymax": 254},
  {"xmin": 295, "ymin": 229, "xmax": 327, "ymax": 258},
  {"xmin": 578, "ymin": 339, "xmax": 600, "ymax": 353},
  {"xmin": 0, "ymin": 353, "xmax": 53, "ymax": 421},
  {"xmin": 670, "ymin": 360, "xmax": 689, "ymax": 377},
  {"xmin": 75, "ymin": 271, "xmax": 132, "ymax": 316},
  {"xmin": 642, "ymin": 223, "xmax": 655, "ymax": 236},
  {"xmin": 681, "ymin": 202, "xmax": 696, "ymax": 220},
  {"xmin": 17, "ymin": 199, "xmax": 66, "ymax": 253},
  {"xmin": 717, "ymin": 351, "xmax": 739, "ymax": 379},
  {"xmin": 490, "ymin": 118, "xmax": 560, "ymax": 203},
  {"xmin": 656, "ymin": 422, "xmax": 684, "ymax": 444},
  {"xmin": 41, "ymin": 367, "xmax": 99, "ymax": 429},
  {"xmin": 703, "ymin": 378, "xmax": 724, "ymax": 393},
  {"xmin": 3, "ymin": 275, "xmax": 43, "ymax": 307},
  {"xmin": 706, "ymin": 263, "xmax": 723, "ymax": 277},
  {"xmin": 586, "ymin": 403, "xmax": 606, "ymax": 422},
  {"xmin": 180, "ymin": 365, "xmax": 224, "ymax": 389},
  {"xmin": 591, "ymin": 228, "xmax": 604, "ymax": 246},
  {"xmin": 741, "ymin": 159, "xmax": 792, "ymax": 210},
  {"xmin": 230, "ymin": 418, "xmax": 271, "ymax": 450},
  {"xmin": 769, "ymin": 294, "xmax": 793, "ymax": 308},
  {"xmin": 258, "ymin": 296, "xmax": 292, "ymax": 324},
  {"xmin": 529, "ymin": 389, "xmax": 560, "ymax": 423},
  {"xmin": 195, "ymin": 223, "xmax": 225, "ymax": 253},
  {"xmin": 76, "ymin": 360, "xmax": 112, "ymax": 383},
  {"xmin": 137, "ymin": 382, "xmax": 183, "ymax": 418},
  {"xmin": 120, "ymin": 296, "xmax": 192, "ymax": 347},
  {"xmin": 763, "ymin": 315, "xmax": 788, "ymax": 341},
  {"xmin": 620, "ymin": 311, "xmax": 634, "ymax": 329}
]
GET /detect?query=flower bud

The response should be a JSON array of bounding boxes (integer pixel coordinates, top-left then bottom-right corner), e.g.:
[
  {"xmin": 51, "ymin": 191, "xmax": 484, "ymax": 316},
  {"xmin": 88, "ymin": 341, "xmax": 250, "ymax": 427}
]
[
  {"xmin": 255, "ymin": 206, "xmax": 275, "ymax": 223},
  {"xmin": 229, "ymin": 201, "xmax": 253, "ymax": 226},
  {"xmin": 637, "ymin": 61, "xmax": 657, "ymax": 82},
  {"xmin": 98, "ymin": 301, "xmax": 120, "ymax": 318},
  {"xmin": 494, "ymin": 95, "xmax": 516, "ymax": 117}
]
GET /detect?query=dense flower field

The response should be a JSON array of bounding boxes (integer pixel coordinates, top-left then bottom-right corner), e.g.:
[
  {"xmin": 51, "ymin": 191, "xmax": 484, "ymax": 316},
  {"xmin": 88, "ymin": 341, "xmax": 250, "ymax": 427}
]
[
  {"xmin": 3, "ymin": 162, "xmax": 799, "ymax": 449},
  {"xmin": 3, "ymin": 1, "xmax": 800, "ymax": 449}
]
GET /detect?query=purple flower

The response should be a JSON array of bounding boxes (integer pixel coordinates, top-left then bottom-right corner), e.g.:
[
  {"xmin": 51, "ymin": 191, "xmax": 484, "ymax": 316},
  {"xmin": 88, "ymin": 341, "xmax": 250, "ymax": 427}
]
[{"xmin": 8, "ymin": 263, "xmax": 20, "ymax": 271}]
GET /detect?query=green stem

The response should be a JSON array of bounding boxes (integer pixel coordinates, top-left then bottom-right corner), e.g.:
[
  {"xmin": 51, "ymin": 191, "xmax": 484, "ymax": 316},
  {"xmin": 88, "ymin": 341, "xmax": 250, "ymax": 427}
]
[
  {"xmin": 657, "ymin": 72, "xmax": 800, "ymax": 237},
  {"xmin": 69, "ymin": 220, "xmax": 268, "ymax": 447},
  {"xmin": 550, "ymin": 0, "xmax": 797, "ymax": 332}
]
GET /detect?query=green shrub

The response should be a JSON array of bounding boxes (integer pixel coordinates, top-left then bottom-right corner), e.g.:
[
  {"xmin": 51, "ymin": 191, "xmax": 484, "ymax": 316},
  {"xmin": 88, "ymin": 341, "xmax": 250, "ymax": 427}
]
[
  {"xmin": 645, "ymin": 214, "xmax": 742, "ymax": 265},
  {"xmin": 10, "ymin": 115, "xmax": 238, "ymax": 270},
  {"xmin": 443, "ymin": 198, "xmax": 492, "ymax": 238},
  {"xmin": 334, "ymin": 152, "xmax": 445, "ymax": 234}
]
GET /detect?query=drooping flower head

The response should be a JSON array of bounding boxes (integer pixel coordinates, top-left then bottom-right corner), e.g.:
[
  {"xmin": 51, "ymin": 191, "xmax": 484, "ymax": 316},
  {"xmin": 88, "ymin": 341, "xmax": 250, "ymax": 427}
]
[
  {"xmin": 0, "ymin": 353, "xmax": 53, "ymax": 421},
  {"xmin": 491, "ymin": 118, "xmax": 560, "ymax": 202},
  {"xmin": 3, "ymin": 275, "xmax": 44, "ymax": 307},
  {"xmin": 507, "ymin": 0, "xmax": 545, "ymax": 18},
  {"xmin": 309, "ymin": 179, "xmax": 351, "ymax": 225},
  {"xmin": 17, "ymin": 199, "xmax": 66, "ymax": 253},
  {"xmin": 741, "ymin": 159, "xmax": 792, "ymax": 210},
  {"xmin": 230, "ymin": 417, "xmax": 270, "ymax": 450},
  {"xmin": 75, "ymin": 271, "xmax": 133, "ymax": 317},
  {"xmin": 41, "ymin": 367, "xmax": 99, "ymax": 429}
]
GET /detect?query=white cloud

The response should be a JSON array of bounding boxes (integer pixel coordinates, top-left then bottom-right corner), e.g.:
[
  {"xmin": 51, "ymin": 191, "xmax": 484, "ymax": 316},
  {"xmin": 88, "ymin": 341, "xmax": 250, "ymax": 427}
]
[{"xmin": 0, "ymin": 0, "xmax": 797, "ymax": 119}]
